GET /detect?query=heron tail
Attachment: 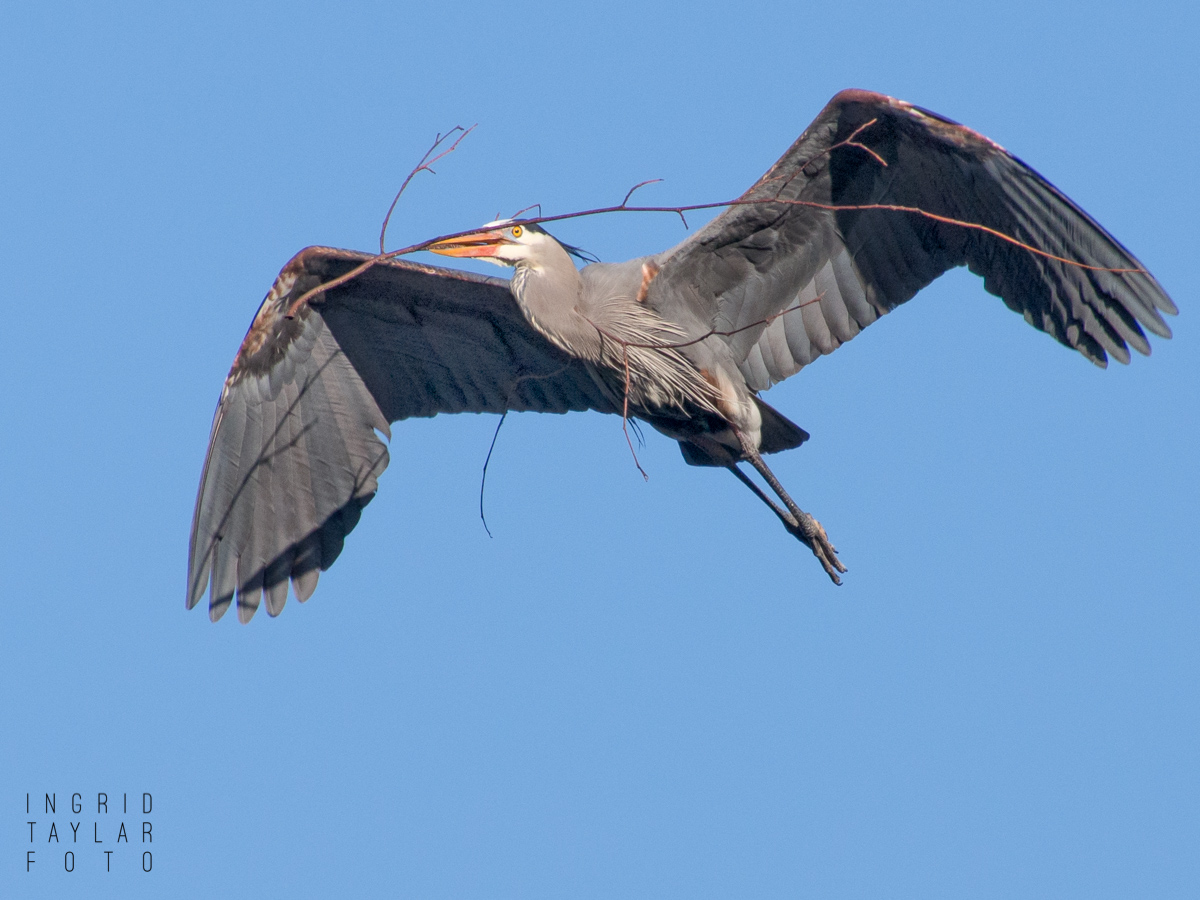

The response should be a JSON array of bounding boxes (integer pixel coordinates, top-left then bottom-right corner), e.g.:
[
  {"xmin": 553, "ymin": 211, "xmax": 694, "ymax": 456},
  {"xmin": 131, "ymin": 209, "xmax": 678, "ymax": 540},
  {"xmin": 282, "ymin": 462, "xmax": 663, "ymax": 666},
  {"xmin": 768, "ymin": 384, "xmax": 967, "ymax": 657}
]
[
  {"xmin": 675, "ymin": 398, "xmax": 808, "ymax": 467},
  {"xmin": 755, "ymin": 397, "xmax": 809, "ymax": 455}
]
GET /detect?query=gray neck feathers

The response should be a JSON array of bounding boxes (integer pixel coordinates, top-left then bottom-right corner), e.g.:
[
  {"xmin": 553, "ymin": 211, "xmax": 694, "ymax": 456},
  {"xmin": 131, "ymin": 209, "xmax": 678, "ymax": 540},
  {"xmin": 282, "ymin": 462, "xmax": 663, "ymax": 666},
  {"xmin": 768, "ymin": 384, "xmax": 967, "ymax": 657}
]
[
  {"xmin": 509, "ymin": 242, "xmax": 599, "ymax": 359},
  {"xmin": 512, "ymin": 247, "xmax": 720, "ymax": 416}
]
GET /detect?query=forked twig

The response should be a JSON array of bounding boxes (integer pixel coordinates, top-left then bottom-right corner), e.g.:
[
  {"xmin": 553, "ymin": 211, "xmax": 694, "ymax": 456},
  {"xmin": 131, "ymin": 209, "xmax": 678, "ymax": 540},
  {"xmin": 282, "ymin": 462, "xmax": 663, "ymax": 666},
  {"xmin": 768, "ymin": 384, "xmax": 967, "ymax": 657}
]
[
  {"xmin": 286, "ymin": 119, "xmax": 1147, "ymax": 331},
  {"xmin": 511, "ymin": 203, "xmax": 543, "ymax": 220},
  {"xmin": 273, "ymin": 119, "xmax": 1159, "ymax": 490},
  {"xmin": 831, "ymin": 118, "xmax": 889, "ymax": 167},
  {"xmin": 288, "ymin": 150, "xmax": 1142, "ymax": 320},
  {"xmin": 379, "ymin": 124, "xmax": 477, "ymax": 254}
]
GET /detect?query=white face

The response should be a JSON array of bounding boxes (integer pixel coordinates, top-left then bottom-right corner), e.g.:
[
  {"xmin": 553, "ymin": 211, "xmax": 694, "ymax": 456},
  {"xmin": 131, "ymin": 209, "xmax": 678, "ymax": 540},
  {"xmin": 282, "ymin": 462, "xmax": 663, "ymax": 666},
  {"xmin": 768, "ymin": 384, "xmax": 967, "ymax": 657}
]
[
  {"xmin": 427, "ymin": 219, "xmax": 555, "ymax": 268},
  {"xmin": 475, "ymin": 221, "xmax": 555, "ymax": 267}
]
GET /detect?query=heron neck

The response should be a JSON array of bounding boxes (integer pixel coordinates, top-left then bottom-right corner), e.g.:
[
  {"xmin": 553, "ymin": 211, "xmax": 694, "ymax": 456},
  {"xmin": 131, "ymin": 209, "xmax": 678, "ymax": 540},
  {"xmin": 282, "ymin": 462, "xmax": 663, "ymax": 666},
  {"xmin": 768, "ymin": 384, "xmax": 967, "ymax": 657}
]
[{"xmin": 510, "ymin": 249, "xmax": 596, "ymax": 358}]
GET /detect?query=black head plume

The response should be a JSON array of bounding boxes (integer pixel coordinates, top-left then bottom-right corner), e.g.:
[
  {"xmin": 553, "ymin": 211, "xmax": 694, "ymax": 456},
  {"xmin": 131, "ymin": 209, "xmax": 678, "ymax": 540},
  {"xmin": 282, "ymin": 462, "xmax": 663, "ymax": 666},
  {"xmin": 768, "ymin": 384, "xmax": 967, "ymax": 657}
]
[{"xmin": 521, "ymin": 222, "xmax": 600, "ymax": 264}]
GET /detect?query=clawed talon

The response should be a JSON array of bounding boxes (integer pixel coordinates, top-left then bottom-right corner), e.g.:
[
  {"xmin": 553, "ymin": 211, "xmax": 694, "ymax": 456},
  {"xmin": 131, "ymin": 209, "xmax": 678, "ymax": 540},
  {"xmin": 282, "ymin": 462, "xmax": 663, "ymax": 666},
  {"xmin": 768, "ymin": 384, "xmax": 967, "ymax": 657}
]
[
  {"xmin": 724, "ymin": 451, "xmax": 848, "ymax": 585},
  {"xmin": 784, "ymin": 512, "xmax": 846, "ymax": 584}
]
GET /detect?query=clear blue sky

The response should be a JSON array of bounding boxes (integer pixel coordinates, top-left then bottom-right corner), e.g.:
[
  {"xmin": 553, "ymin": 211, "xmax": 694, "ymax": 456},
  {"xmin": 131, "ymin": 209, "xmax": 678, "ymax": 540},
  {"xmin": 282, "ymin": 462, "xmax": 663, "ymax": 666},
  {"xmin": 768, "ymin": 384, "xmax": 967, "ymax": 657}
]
[{"xmin": 3, "ymin": 1, "xmax": 1196, "ymax": 897}]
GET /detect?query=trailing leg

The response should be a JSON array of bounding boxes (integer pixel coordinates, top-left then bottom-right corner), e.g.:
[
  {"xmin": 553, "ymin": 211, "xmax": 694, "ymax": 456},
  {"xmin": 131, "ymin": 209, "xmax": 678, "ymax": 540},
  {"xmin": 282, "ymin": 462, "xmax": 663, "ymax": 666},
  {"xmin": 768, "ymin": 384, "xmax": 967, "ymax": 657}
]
[{"xmin": 728, "ymin": 432, "xmax": 846, "ymax": 584}]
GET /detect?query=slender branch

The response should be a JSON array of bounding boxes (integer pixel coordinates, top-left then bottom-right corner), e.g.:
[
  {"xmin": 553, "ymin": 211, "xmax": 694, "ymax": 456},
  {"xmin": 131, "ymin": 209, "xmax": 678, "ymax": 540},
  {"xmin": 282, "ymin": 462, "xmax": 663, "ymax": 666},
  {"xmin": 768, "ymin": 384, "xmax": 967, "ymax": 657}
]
[
  {"xmin": 284, "ymin": 119, "xmax": 1145, "ymax": 319},
  {"xmin": 520, "ymin": 198, "xmax": 1145, "ymax": 275},
  {"xmin": 761, "ymin": 118, "xmax": 888, "ymax": 201},
  {"xmin": 618, "ymin": 344, "xmax": 649, "ymax": 480},
  {"xmin": 379, "ymin": 124, "xmax": 477, "ymax": 254},
  {"xmin": 479, "ymin": 411, "xmax": 507, "ymax": 538},
  {"xmin": 622, "ymin": 179, "xmax": 663, "ymax": 206},
  {"xmin": 511, "ymin": 202, "xmax": 542, "ymax": 220},
  {"xmin": 270, "ymin": 118, "xmax": 1158, "ymax": 491},
  {"xmin": 835, "ymin": 118, "xmax": 888, "ymax": 168},
  {"xmin": 579, "ymin": 292, "xmax": 827, "ymax": 480},
  {"xmin": 476, "ymin": 364, "xmax": 576, "ymax": 533},
  {"xmin": 625, "ymin": 292, "xmax": 828, "ymax": 353}
]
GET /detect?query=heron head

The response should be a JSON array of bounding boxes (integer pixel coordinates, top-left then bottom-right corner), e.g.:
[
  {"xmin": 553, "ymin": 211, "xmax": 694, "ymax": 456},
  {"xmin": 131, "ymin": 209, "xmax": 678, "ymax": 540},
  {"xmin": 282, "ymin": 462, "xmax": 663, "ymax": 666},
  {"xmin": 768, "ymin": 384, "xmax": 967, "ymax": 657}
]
[{"xmin": 428, "ymin": 220, "xmax": 553, "ymax": 268}]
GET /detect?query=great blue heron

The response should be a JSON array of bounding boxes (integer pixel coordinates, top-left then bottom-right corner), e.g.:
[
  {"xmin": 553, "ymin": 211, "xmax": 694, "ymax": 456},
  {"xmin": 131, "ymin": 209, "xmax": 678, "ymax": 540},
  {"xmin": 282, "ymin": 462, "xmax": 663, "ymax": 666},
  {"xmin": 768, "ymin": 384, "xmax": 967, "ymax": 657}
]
[{"xmin": 188, "ymin": 89, "xmax": 1176, "ymax": 622}]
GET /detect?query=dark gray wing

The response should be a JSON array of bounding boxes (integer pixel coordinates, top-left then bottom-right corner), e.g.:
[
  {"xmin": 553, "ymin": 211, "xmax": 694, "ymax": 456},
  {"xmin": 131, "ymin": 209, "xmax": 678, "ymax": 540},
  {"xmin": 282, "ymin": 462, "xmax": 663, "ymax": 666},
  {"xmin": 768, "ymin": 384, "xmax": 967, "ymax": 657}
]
[
  {"xmin": 188, "ymin": 247, "xmax": 617, "ymax": 623},
  {"xmin": 648, "ymin": 89, "xmax": 1177, "ymax": 391}
]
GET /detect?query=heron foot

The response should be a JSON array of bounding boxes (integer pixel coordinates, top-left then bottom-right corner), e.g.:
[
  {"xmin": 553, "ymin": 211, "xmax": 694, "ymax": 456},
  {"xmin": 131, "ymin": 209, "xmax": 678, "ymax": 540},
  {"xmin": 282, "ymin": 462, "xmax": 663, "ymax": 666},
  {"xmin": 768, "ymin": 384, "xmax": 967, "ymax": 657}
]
[
  {"xmin": 783, "ymin": 511, "xmax": 846, "ymax": 584},
  {"xmin": 723, "ymin": 457, "xmax": 847, "ymax": 585}
]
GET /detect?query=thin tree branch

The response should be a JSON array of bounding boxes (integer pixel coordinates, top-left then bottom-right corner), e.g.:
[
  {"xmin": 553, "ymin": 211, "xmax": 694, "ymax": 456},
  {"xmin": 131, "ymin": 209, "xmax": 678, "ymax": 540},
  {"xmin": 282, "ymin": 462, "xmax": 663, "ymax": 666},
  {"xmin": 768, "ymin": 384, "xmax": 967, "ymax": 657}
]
[
  {"xmin": 511, "ymin": 203, "xmax": 542, "ymax": 220},
  {"xmin": 523, "ymin": 199, "xmax": 1145, "ymax": 274},
  {"xmin": 578, "ymin": 293, "xmax": 827, "ymax": 479},
  {"xmin": 284, "ymin": 119, "xmax": 1145, "ymax": 320},
  {"xmin": 476, "ymin": 364, "xmax": 577, "ymax": 534},
  {"xmin": 618, "ymin": 344, "xmax": 649, "ymax": 481},
  {"xmin": 622, "ymin": 179, "xmax": 663, "ymax": 206},
  {"xmin": 268, "ymin": 118, "xmax": 1160, "ymax": 492},
  {"xmin": 479, "ymin": 411, "xmax": 506, "ymax": 538},
  {"xmin": 379, "ymin": 124, "xmax": 477, "ymax": 254}
]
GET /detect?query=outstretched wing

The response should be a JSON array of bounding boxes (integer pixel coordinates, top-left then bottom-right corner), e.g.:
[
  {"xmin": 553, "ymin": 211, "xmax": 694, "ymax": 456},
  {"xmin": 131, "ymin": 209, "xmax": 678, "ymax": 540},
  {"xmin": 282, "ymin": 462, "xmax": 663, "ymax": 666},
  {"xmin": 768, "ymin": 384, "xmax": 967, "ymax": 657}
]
[
  {"xmin": 648, "ymin": 89, "xmax": 1177, "ymax": 391},
  {"xmin": 188, "ymin": 247, "xmax": 616, "ymax": 623}
]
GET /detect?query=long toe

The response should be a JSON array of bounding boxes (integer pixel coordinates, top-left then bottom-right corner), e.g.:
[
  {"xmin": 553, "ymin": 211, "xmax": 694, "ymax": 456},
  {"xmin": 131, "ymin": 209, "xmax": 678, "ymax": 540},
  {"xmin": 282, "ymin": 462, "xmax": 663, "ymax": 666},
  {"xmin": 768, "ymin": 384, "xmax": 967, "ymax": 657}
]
[{"xmin": 785, "ymin": 514, "xmax": 846, "ymax": 583}]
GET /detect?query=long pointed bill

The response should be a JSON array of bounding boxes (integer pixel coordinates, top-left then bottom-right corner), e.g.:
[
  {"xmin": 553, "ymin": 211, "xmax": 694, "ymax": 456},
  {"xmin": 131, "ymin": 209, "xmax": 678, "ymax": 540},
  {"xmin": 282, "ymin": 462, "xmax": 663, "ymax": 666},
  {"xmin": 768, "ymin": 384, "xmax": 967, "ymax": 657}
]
[{"xmin": 427, "ymin": 229, "xmax": 511, "ymax": 258}]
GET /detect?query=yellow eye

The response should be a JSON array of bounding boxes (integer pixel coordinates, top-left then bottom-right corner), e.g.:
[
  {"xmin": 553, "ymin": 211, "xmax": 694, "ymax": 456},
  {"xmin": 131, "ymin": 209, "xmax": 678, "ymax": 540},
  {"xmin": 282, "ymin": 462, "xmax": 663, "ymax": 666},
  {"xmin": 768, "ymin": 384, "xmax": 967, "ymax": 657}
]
[{"xmin": 511, "ymin": 225, "xmax": 523, "ymax": 238}]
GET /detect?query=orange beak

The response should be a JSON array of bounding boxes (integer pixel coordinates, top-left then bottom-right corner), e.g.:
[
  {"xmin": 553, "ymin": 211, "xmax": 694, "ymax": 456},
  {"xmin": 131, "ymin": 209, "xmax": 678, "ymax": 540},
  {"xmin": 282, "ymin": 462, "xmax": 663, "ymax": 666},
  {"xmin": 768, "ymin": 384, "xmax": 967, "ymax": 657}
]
[{"xmin": 427, "ymin": 229, "xmax": 512, "ymax": 258}]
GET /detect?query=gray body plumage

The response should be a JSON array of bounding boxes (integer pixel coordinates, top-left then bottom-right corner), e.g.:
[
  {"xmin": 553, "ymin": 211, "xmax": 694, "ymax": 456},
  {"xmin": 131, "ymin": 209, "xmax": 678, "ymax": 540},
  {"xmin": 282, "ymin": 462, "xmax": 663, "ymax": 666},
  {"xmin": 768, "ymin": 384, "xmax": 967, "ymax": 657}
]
[
  {"xmin": 187, "ymin": 89, "xmax": 1177, "ymax": 621},
  {"xmin": 514, "ymin": 249, "xmax": 721, "ymax": 418},
  {"xmin": 550, "ymin": 257, "xmax": 742, "ymax": 422}
]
